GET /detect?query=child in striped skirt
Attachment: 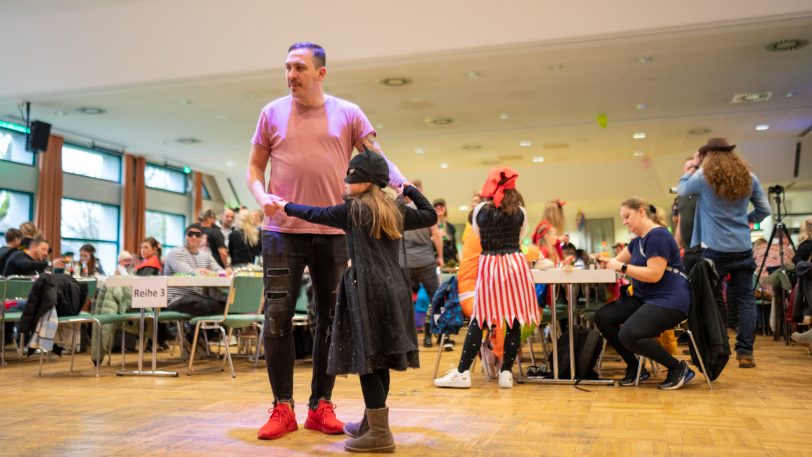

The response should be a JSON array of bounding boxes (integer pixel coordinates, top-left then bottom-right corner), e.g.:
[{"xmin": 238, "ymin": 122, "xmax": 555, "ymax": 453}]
[{"xmin": 434, "ymin": 167, "xmax": 539, "ymax": 389}]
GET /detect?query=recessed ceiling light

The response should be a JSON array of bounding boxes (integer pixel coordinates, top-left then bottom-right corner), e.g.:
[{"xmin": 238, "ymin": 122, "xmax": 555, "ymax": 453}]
[
  {"xmin": 375, "ymin": 123, "xmax": 384, "ymax": 129},
  {"xmin": 425, "ymin": 117, "xmax": 454, "ymax": 126},
  {"xmin": 379, "ymin": 77, "xmax": 412, "ymax": 87},
  {"xmin": 462, "ymin": 144, "xmax": 482, "ymax": 150},
  {"xmin": 458, "ymin": 205, "xmax": 470, "ymax": 212},
  {"xmin": 54, "ymin": 110, "xmax": 69, "ymax": 116},
  {"xmin": 532, "ymin": 156, "xmax": 545, "ymax": 163},
  {"xmin": 637, "ymin": 56, "xmax": 654, "ymax": 64},
  {"xmin": 178, "ymin": 99, "xmax": 192, "ymax": 105},
  {"xmin": 688, "ymin": 127, "xmax": 711, "ymax": 135},
  {"xmin": 519, "ymin": 140, "xmax": 532, "ymax": 147},
  {"xmin": 755, "ymin": 124, "xmax": 770, "ymax": 131},
  {"xmin": 764, "ymin": 39, "xmax": 809, "ymax": 53},
  {"xmin": 731, "ymin": 92, "xmax": 772, "ymax": 103},
  {"xmin": 635, "ymin": 103, "xmax": 648, "ymax": 110},
  {"xmin": 176, "ymin": 137, "xmax": 201, "ymax": 144},
  {"xmin": 215, "ymin": 113, "xmax": 229, "ymax": 120},
  {"xmin": 633, "ymin": 132, "xmax": 647, "ymax": 140},
  {"xmin": 466, "ymin": 71, "xmax": 481, "ymax": 79},
  {"xmin": 76, "ymin": 106, "xmax": 107, "ymax": 115},
  {"xmin": 548, "ymin": 64, "xmax": 564, "ymax": 71},
  {"xmin": 498, "ymin": 113, "xmax": 511, "ymax": 120},
  {"xmin": 633, "ymin": 151, "xmax": 645, "ymax": 157},
  {"xmin": 439, "ymin": 162, "xmax": 449, "ymax": 169},
  {"xmin": 786, "ymin": 91, "xmax": 798, "ymax": 98},
  {"xmin": 225, "ymin": 160, "xmax": 235, "ymax": 167},
  {"xmin": 415, "ymin": 147, "xmax": 426, "ymax": 154}
]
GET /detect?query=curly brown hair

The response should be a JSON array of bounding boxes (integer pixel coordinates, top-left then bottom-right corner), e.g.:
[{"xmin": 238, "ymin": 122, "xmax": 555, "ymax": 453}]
[{"xmin": 702, "ymin": 150, "xmax": 752, "ymax": 201}]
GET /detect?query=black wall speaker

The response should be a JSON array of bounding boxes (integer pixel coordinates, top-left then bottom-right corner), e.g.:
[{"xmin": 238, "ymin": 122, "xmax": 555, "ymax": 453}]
[{"xmin": 26, "ymin": 120, "xmax": 52, "ymax": 152}]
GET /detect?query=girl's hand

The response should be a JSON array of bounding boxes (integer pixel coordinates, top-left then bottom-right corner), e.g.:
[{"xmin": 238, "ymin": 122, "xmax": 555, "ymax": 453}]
[
  {"xmin": 595, "ymin": 255, "xmax": 610, "ymax": 269},
  {"xmin": 562, "ymin": 255, "xmax": 574, "ymax": 266},
  {"xmin": 272, "ymin": 199, "xmax": 288, "ymax": 210}
]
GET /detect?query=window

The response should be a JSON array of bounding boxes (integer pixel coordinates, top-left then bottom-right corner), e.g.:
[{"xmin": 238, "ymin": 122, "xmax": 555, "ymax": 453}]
[
  {"xmin": 0, "ymin": 189, "xmax": 34, "ymax": 236},
  {"xmin": 61, "ymin": 198, "xmax": 120, "ymax": 275},
  {"xmin": 0, "ymin": 129, "xmax": 36, "ymax": 166},
  {"xmin": 145, "ymin": 210, "xmax": 186, "ymax": 254},
  {"xmin": 145, "ymin": 164, "xmax": 188, "ymax": 193},
  {"xmin": 62, "ymin": 144, "xmax": 122, "ymax": 182}
]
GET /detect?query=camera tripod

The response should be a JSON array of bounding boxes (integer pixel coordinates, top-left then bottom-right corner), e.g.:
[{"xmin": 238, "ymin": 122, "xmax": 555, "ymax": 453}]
[{"xmin": 754, "ymin": 185, "xmax": 796, "ymax": 341}]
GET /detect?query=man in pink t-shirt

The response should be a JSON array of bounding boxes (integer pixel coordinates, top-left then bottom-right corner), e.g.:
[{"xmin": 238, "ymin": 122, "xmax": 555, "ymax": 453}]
[{"xmin": 246, "ymin": 42, "xmax": 407, "ymax": 441}]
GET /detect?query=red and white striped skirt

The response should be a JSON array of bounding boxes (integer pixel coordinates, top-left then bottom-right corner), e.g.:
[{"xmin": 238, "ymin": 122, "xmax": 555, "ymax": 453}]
[{"xmin": 472, "ymin": 251, "xmax": 539, "ymax": 328}]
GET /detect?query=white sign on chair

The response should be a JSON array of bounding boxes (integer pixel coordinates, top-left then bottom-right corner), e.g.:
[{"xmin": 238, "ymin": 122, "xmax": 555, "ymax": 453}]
[{"xmin": 131, "ymin": 277, "xmax": 169, "ymax": 309}]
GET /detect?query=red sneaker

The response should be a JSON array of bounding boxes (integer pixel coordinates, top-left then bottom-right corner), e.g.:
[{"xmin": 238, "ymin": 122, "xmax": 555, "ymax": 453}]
[
  {"xmin": 304, "ymin": 399, "xmax": 345, "ymax": 435},
  {"xmin": 258, "ymin": 403, "xmax": 298, "ymax": 440}
]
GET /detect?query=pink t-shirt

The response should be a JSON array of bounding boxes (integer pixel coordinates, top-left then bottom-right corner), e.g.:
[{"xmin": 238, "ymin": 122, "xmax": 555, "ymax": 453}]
[{"xmin": 251, "ymin": 95, "xmax": 404, "ymax": 234}]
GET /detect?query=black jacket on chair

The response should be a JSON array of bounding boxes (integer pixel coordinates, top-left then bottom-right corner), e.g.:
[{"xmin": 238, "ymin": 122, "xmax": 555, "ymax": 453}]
[
  {"xmin": 19, "ymin": 274, "xmax": 88, "ymax": 337},
  {"xmin": 687, "ymin": 259, "xmax": 730, "ymax": 381},
  {"xmin": 792, "ymin": 261, "xmax": 812, "ymax": 322}
]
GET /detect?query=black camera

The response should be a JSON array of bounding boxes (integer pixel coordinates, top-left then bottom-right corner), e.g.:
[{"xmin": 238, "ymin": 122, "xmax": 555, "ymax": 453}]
[{"xmin": 768, "ymin": 185, "xmax": 784, "ymax": 194}]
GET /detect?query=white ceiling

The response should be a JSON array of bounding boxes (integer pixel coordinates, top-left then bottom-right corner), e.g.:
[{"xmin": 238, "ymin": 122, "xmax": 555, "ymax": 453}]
[{"xmin": 1, "ymin": 4, "xmax": 811, "ymax": 226}]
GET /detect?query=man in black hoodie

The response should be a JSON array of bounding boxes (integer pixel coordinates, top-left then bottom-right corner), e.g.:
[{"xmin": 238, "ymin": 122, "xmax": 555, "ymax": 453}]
[{"xmin": 3, "ymin": 238, "xmax": 63, "ymax": 276}]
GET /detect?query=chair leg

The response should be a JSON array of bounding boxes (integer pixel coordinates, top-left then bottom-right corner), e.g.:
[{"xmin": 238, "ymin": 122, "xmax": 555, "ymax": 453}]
[
  {"xmin": 222, "ymin": 326, "xmax": 235, "ymax": 378},
  {"xmin": 539, "ymin": 324, "xmax": 550, "ymax": 365},
  {"xmin": 176, "ymin": 321, "xmax": 186, "ymax": 361},
  {"xmin": 254, "ymin": 323, "xmax": 264, "ymax": 368},
  {"xmin": 120, "ymin": 322, "xmax": 126, "ymax": 370},
  {"xmin": 432, "ymin": 333, "xmax": 445, "ymax": 379},
  {"xmin": 69, "ymin": 324, "xmax": 79, "ymax": 374},
  {"xmin": 685, "ymin": 329, "xmax": 713, "ymax": 390},
  {"xmin": 187, "ymin": 323, "xmax": 201, "ymax": 375},
  {"xmin": 1, "ymin": 317, "xmax": 6, "ymax": 368},
  {"xmin": 634, "ymin": 356, "xmax": 644, "ymax": 386},
  {"xmin": 96, "ymin": 322, "xmax": 102, "ymax": 378}
]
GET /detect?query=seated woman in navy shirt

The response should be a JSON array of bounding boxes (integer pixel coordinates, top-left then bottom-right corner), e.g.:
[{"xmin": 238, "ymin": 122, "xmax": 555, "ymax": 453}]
[{"xmin": 595, "ymin": 197, "xmax": 693, "ymax": 390}]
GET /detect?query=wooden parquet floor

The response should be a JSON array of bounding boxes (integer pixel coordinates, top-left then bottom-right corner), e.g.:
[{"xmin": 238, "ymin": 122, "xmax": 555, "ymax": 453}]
[{"xmin": 2, "ymin": 332, "xmax": 812, "ymax": 457}]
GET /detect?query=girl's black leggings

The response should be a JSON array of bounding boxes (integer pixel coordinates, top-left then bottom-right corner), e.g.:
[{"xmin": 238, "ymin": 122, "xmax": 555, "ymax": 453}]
[
  {"xmin": 457, "ymin": 318, "xmax": 522, "ymax": 373},
  {"xmin": 359, "ymin": 368, "xmax": 390, "ymax": 409}
]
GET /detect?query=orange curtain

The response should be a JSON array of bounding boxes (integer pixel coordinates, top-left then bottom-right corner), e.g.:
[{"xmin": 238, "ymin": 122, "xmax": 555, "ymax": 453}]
[
  {"xmin": 35, "ymin": 135, "xmax": 64, "ymax": 255},
  {"xmin": 122, "ymin": 155, "xmax": 146, "ymax": 254},
  {"xmin": 193, "ymin": 172, "xmax": 202, "ymax": 219}
]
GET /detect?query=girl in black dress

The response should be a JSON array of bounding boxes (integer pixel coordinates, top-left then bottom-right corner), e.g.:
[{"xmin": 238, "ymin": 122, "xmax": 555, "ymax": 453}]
[{"xmin": 273, "ymin": 150, "xmax": 436, "ymax": 453}]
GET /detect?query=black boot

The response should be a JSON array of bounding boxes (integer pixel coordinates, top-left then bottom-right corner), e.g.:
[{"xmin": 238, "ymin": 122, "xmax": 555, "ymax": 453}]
[{"xmin": 422, "ymin": 324, "xmax": 433, "ymax": 348}]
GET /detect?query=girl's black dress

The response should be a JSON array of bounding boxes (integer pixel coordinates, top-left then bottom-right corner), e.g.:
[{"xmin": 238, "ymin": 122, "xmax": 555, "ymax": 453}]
[{"xmin": 283, "ymin": 185, "xmax": 437, "ymax": 375}]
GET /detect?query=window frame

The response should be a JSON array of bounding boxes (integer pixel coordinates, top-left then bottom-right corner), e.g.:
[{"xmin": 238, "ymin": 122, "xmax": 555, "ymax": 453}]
[
  {"xmin": 145, "ymin": 163, "xmax": 189, "ymax": 195},
  {"xmin": 61, "ymin": 143, "xmax": 123, "ymax": 183},
  {"xmin": 0, "ymin": 188, "xmax": 35, "ymax": 237},
  {"xmin": 60, "ymin": 197, "xmax": 121, "ymax": 273},
  {"xmin": 0, "ymin": 126, "xmax": 37, "ymax": 166},
  {"xmin": 145, "ymin": 209, "xmax": 187, "ymax": 251}
]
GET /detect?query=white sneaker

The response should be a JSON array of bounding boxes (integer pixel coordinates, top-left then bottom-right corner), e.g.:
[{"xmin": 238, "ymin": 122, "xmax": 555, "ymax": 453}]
[
  {"xmin": 791, "ymin": 330, "xmax": 812, "ymax": 344},
  {"xmin": 434, "ymin": 368, "xmax": 471, "ymax": 388},
  {"xmin": 498, "ymin": 370, "xmax": 513, "ymax": 388}
]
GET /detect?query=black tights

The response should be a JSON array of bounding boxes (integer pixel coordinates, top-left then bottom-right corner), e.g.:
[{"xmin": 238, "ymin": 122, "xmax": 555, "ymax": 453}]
[
  {"xmin": 457, "ymin": 319, "xmax": 522, "ymax": 373},
  {"xmin": 359, "ymin": 369, "xmax": 391, "ymax": 409},
  {"xmin": 594, "ymin": 296, "xmax": 686, "ymax": 371}
]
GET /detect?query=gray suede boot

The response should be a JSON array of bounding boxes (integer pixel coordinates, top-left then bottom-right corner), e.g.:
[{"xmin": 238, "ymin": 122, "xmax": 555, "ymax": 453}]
[
  {"xmin": 343, "ymin": 411, "xmax": 368, "ymax": 439},
  {"xmin": 344, "ymin": 407, "xmax": 395, "ymax": 453}
]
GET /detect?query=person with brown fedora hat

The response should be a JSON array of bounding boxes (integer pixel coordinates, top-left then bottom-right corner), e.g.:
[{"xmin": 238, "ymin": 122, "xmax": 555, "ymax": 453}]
[{"xmin": 678, "ymin": 137, "xmax": 771, "ymax": 369}]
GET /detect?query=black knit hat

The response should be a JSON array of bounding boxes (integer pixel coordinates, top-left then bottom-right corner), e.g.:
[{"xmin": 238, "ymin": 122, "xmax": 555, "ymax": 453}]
[{"xmin": 345, "ymin": 149, "xmax": 389, "ymax": 188}]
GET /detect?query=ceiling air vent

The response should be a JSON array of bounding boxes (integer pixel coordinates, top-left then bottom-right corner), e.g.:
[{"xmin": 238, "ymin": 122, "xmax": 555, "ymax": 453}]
[
  {"xmin": 731, "ymin": 92, "xmax": 772, "ymax": 104},
  {"xmin": 764, "ymin": 39, "xmax": 809, "ymax": 53}
]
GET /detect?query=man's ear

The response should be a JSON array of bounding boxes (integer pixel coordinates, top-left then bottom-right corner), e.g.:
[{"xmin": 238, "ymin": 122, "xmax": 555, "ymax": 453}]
[{"xmin": 317, "ymin": 66, "xmax": 327, "ymax": 81}]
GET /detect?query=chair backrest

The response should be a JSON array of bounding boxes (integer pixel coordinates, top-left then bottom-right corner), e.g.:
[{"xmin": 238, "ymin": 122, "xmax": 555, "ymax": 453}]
[
  {"xmin": 225, "ymin": 273, "xmax": 264, "ymax": 315},
  {"xmin": 0, "ymin": 277, "xmax": 6, "ymax": 316},
  {"xmin": 5, "ymin": 276, "xmax": 35, "ymax": 301}
]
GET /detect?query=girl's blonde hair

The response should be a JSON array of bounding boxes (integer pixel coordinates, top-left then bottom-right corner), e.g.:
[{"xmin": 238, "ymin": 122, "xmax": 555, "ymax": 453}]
[
  {"xmin": 543, "ymin": 201, "xmax": 566, "ymax": 234},
  {"xmin": 621, "ymin": 197, "xmax": 668, "ymax": 227},
  {"xmin": 537, "ymin": 229, "xmax": 561, "ymax": 264},
  {"xmin": 236, "ymin": 210, "xmax": 260, "ymax": 247},
  {"xmin": 702, "ymin": 150, "xmax": 752, "ymax": 201},
  {"xmin": 350, "ymin": 185, "xmax": 403, "ymax": 240},
  {"xmin": 800, "ymin": 217, "xmax": 812, "ymax": 243}
]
